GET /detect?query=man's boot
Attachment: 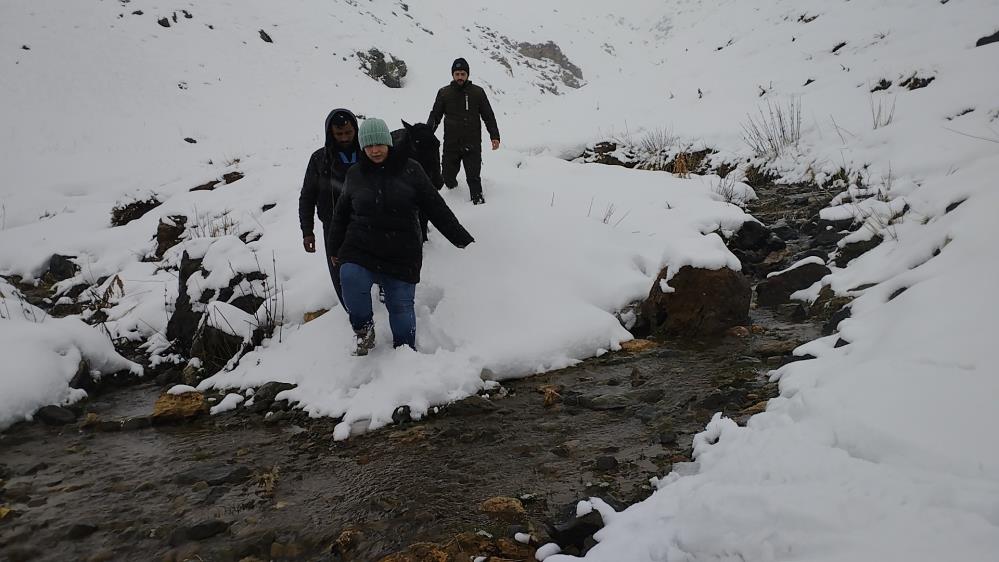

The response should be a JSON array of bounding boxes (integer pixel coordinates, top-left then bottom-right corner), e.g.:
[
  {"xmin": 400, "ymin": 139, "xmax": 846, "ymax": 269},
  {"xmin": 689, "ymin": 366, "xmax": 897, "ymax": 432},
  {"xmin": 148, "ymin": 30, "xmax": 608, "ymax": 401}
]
[{"xmin": 352, "ymin": 323, "xmax": 376, "ymax": 356}]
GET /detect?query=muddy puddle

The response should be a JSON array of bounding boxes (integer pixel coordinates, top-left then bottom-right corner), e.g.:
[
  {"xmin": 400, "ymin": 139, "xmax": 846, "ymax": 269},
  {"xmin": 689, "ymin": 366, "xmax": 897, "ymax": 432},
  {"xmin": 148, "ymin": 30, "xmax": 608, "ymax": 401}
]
[{"xmin": 0, "ymin": 306, "xmax": 819, "ymax": 562}]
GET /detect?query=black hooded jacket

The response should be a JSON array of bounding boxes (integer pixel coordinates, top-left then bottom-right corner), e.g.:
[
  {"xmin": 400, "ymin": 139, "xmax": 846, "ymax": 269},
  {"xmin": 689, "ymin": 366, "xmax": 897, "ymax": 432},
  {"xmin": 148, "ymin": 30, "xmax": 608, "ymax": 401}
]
[
  {"xmin": 298, "ymin": 108, "xmax": 360, "ymax": 236},
  {"xmin": 427, "ymin": 80, "xmax": 500, "ymax": 152},
  {"xmin": 326, "ymin": 144, "xmax": 474, "ymax": 284}
]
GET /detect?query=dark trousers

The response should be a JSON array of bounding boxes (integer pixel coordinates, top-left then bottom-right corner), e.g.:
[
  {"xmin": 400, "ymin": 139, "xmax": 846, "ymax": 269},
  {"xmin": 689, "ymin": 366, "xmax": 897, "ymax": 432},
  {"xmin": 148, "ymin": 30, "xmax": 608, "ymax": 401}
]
[
  {"xmin": 321, "ymin": 221, "xmax": 344, "ymax": 307},
  {"xmin": 442, "ymin": 147, "xmax": 483, "ymax": 199},
  {"xmin": 339, "ymin": 263, "xmax": 417, "ymax": 349}
]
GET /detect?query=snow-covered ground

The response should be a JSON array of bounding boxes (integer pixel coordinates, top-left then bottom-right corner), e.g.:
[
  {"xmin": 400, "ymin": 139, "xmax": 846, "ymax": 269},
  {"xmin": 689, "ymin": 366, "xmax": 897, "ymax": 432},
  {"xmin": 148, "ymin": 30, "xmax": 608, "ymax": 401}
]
[{"xmin": 1, "ymin": 0, "xmax": 997, "ymax": 559}]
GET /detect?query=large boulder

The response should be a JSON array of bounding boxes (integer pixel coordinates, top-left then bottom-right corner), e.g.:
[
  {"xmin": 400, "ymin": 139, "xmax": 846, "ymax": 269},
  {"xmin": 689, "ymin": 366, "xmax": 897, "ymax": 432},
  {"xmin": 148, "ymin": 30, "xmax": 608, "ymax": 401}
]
[
  {"xmin": 151, "ymin": 391, "xmax": 207, "ymax": 423},
  {"xmin": 356, "ymin": 48, "xmax": 407, "ymax": 88},
  {"xmin": 639, "ymin": 266, "xmax": 751, "ymax": 336},
  {"xmin": 166, "ymin": 251, "xmax": 203, "ymax": 354},
  {"xmin": 756, "ymin": 259, "xmax": 831, "ymax": 306}
]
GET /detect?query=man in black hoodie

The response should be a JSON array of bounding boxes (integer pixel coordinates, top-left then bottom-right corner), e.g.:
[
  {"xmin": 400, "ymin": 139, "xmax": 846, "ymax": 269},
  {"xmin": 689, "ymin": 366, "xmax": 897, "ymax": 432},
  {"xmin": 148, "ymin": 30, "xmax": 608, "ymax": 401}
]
[
  {"xmin": 299, "ymin": 108, "xmax": 359, "ymax": 305},
  {"xmin": 427, "ymin": 58, "xmax": 500, "ymax": 205}
]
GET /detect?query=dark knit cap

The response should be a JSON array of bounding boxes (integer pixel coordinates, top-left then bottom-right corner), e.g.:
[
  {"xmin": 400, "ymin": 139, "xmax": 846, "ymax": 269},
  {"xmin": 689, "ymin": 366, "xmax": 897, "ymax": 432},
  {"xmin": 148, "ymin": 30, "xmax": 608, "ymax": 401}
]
[{"xmin": 451, "ymin": 57, "xmax": 469, "ymax": 74}]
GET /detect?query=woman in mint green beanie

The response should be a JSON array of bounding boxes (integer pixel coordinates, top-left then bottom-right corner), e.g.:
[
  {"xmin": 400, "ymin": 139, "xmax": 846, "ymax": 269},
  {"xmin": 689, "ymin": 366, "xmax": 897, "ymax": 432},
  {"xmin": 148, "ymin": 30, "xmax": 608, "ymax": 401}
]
[{"xmin": 327, "ymin": 118, "xmax": 474, "ymax": 355}]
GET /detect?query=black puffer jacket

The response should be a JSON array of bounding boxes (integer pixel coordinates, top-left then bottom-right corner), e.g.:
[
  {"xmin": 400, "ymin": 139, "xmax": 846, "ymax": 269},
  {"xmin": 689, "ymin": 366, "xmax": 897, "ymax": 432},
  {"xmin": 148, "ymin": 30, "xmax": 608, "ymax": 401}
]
[
  {"xmin": 326, "ymin": 146, "xmax": 474, "ymax": 284},
  {"xmin": 427, "ymin": 81, "xmax": 500, "ymax": 152},
  {"xmin": 298, "ymin": 108, "xmax": 360, "ymax": 236}
]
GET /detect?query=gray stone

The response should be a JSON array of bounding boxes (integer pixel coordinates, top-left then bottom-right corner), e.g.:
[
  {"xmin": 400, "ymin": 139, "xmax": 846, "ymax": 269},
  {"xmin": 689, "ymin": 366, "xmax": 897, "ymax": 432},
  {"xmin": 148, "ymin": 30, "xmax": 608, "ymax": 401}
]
[
  {"xmin": 66, "ymin": 523, "xmax": 98, "ymax": 539},
  {"xmin": 594, "ymin": 456, "xmax": 619, "ymax": 471},
  {"xmin": 175, "ymin": 465, "xmax": 251, "ymax": 486},
  {"xmin": 36, "ymin": 405, "xmax": 77, "ymax": 425},
  {"xmin": 586, "ymin": 395, "xmax": 630, "ymax": 410}
]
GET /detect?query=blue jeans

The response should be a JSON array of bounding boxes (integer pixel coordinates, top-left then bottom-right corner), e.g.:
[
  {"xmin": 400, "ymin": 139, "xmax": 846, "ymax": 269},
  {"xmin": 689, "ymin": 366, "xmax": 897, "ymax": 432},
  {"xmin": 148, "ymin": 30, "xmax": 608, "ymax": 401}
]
[{"xmin": 339, "ymin": 262, "xmax": 417, "ymax": 349}]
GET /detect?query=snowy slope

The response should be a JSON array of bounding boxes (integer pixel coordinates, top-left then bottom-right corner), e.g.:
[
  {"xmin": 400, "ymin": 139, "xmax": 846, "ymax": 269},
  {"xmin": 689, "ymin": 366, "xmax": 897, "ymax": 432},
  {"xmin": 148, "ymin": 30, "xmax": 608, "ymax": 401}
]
[{"xmin": 2, "ymin": 0, "xmax": 999, "ymax": 560}]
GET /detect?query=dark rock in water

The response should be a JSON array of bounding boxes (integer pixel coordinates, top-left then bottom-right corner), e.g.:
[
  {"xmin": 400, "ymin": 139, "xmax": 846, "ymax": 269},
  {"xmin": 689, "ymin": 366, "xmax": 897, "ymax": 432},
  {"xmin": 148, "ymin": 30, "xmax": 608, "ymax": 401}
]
[
  {"xmin": 626, "ymin": 387, "xmax": 665, "ymax": 404},
  {"xmin": 36, "ymin": 405, "xmax": 77, "ymax": 425},
  {"xmin": 170, "ymin": 520, "xmax": 230, "ymax": 545},
  {"xmin": 46, "ymin": 254, "xmax": 78, "ymax": 282},
  {"xmin": 110, "ymin": 196, "xmax": 161, "ymax": 227},
  {"xmin": 121, "ymin": 416, "xmax": 151, "ymax": 431},
  {"xmin": 447, "ymin": 396, "xmax": 498, "ymax": 416},
  {"xmin": 756, "ymin": 262, "xmax": 831, "ymax": 306},
  {"xmin": 156, "ymin": 215, "xmax": 187, "ymax": 258},
  {"xmin": 166, "ymin": 252, "xmax": 204, "ymax": 355},
  {"xmin": 594, "ymin": 456, "xmax": 619, "ymax": 471},
  {"xmin": 658, "ymin": 431, "xmax": 678, "ymax": 445},
  {"xmin": 66, "ymin": 523, "xmax": 98, "ymax": 539},
  {"xmin": 639, "ymin": 265, "xmax": 751, "ymax": 336},
  {"xmin": 835, "ymin": 235, "xmax": 882, "ymax": 267},
  {"xmin": 175, "ymin": 465, "xmax": 251, "ymax": 486},
  {"xmin": 356, "ymin": 48, "xmax": 407, "ymax": 88},
  {"xmin": 977, "ymin": 30, "xmax": 999, "ymax": 47}
]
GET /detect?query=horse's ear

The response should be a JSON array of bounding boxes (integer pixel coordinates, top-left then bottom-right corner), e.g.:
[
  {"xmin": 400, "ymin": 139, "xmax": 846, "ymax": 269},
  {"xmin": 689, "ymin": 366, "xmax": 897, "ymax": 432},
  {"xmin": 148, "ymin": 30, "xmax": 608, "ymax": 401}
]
[{"xmin": 401, "ymin": 119, "xmax": 413, "ymax": 131}]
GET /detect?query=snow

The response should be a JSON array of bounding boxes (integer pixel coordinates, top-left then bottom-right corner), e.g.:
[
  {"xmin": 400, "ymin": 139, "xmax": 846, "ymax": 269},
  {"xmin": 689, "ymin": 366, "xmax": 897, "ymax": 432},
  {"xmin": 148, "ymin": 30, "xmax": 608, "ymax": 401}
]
[
  {"xmin": 2, "ymin": 0, "xmax": 998, "ymax": 559},
  {"xmin": 166, "ymin": 385, "xmax": 198, "ymax": 396},
  {"xmin": 515, "ymin": 532, "xmax": 532, "ymax": 544},
  {"xmin": 536, "ymin": 543, "xmax": 563, "ymax": 561},
  {"xmin": 765, "ymin": 256, "xmax": 828, "ymax": 279},
  {"xmin": 209, "ymin": 392, "xmax": 245, "ymax": 415}
]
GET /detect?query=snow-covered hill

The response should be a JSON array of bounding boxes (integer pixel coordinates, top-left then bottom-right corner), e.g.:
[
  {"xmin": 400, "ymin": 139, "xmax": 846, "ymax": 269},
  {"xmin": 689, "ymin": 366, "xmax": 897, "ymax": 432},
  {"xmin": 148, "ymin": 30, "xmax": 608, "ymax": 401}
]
[{"xmin": 2, "ymin": 0, "xmax": 998, "ymax": 560}]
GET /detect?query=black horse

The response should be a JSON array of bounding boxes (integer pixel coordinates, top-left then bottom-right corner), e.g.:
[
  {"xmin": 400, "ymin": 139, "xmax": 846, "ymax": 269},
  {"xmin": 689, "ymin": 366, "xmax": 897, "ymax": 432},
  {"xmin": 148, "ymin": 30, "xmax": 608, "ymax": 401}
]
[{"xmin": 392, "ymin": 120, "xmax": 444, "ymax": 240}]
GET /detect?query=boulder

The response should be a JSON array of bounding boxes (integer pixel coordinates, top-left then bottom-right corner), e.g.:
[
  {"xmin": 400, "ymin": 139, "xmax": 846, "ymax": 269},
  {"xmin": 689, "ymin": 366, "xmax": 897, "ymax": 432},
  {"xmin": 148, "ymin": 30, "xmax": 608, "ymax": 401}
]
[
  {"xmin": 480, "ymin": 496, "xmax": 527, "ymax": 524},
  {"xmin": 166, "ymin": 252, "xmax": 203, "ymax": 354},
  {"xmin": 835, "ymin": 234, "xmax": 883, "ymax": 267},
  {"xmin": 35, "ymin": 405, "xmax": 77, "ymax": 425},
  {"xmin": 639, "ymin": 266, "xmax": 751, "ymax": 336},
  {"xmin": 110, "ymin": 197, "xmax": 161, "ymax": 227},
  {"xmin": 151, "ymin": 391, "xmax": 207, "ymax": 423},
  {"xmin": 156, "ymin": 215, "xmax": 187, "ymax": 258},
  {"xmin": 756, "ymin": 261, "xmax": 831, "ymax": 306},
  {"xmin": 46, "ymin": 254, "xmax": 78, "ymax": 282},
  {"xmin": 190, "ymin": 323, "xmax": 243, "ymax": 376},
  {"xmin": 356, "ymin": 48, "xmax": 407, "ymax": 88}
]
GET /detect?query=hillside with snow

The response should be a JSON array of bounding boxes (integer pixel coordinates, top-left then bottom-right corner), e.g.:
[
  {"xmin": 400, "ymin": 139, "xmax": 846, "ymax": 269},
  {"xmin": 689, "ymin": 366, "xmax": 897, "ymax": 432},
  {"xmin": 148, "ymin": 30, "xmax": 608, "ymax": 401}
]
[{"xmin": 2, "ymin": 0, "xmax": 998, "ymax": 560}]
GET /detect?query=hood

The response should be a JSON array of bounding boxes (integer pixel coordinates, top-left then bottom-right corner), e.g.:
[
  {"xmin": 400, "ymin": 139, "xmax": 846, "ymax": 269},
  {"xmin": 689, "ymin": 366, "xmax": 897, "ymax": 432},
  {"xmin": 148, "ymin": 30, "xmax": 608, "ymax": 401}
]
[{"xmin": 324, "ymin": 108, "xmax": 360, "ymax": 149}]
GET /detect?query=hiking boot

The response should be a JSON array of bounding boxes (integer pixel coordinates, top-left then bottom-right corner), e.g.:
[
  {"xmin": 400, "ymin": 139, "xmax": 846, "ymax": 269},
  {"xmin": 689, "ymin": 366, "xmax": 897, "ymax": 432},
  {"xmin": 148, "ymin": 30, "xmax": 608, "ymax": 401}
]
[
  {"xmin": 352, "ymin": 323, "xmax": 375, "ymax": 356},
  {"xmin": 471, "ymin": 195, "xmax": 486, "ymax": 205}
]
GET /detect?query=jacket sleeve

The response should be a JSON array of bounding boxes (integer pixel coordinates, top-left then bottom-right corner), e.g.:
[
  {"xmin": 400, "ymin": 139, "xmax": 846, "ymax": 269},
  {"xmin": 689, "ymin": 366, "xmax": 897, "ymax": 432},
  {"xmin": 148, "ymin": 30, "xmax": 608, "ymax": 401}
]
[
  {"xmin": 298, "ymin": 153, "xmax": 320, "ymax": 236},
  {"xmin": 326, "ymin": 179, "xmax": 354, "ymax": 258},
  {"xmin": 478, "ymin": 88, "xmax": 500, "ymax": 141},
  {"xmin": 413, "ymin": 166, "xmax": 474, "ymax": 248},
  {"xmin": 427, "ymin": 89, "xmax": 446, "ymax": 132}
]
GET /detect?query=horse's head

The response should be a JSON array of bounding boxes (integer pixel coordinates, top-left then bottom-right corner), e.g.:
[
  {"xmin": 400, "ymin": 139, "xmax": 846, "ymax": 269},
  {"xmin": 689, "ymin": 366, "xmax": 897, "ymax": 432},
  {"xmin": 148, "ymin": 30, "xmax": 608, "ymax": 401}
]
[{"xmin": 401, "ymin": 120, "xmax": 440, "ymax": 154}]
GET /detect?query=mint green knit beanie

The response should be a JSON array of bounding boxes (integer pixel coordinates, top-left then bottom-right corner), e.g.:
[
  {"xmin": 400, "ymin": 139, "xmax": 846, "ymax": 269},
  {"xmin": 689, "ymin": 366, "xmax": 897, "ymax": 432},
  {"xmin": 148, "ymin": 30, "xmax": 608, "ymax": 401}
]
[{"xmin": 357, "ymin": 118, "xmax": 394, "ymax": 148}]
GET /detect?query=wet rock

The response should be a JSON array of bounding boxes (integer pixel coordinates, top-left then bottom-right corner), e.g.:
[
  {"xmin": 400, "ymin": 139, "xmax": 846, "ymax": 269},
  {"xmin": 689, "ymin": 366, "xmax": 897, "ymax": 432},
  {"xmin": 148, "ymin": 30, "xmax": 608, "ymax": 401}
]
[
  {"xmin": 731, "ymin": 220, "xmax": 769, "ymax": 250},
  {"xmin": 585, "ymin": 394, "xmax": 630, "ymax": 410},
  {"xmin": 726, "ymin": 325, "xmax": 751, "ymax": 338},
  {"xmin": 658, "ymin": 431, "xmax": 678, "ymax": 445},
  {"xmin": 36, "ymin": 405, "xmax": 77, "ymax": 425},
  {"xmin": 46, "ymin": 254, "xmax": 78, "ymax": 282},
  {"xmin": 447, "ymin": 395, "xmax": 498, "ymax": 416},
  {"xmin": 639, "ymin": 265, "xmax": 751, "ymax": 336},
  {"xmin": 594, "ymin": 456, "xmax": 619, "ymax": 471},
  {"xmin": 175, "ymin": 465, "xmax": 251, "ymax": 486},
  {"xmin": 753, "ymin": 340, "xmax": 799, "ymax": 357},
  {"xmin": 151, "ymin": 391, "xmax": 207, "ymax": 423},
  {"xmin": 618, "ymin": 338, "xmax": 658, "ymax": 352},
  {"xmin": 122, "ymin": 416, "xmax": 152, "ymax": 431},
  {"xmin": 170, "ymin": 519, "xmax": 230, "ymax": 544},
  {"xmin": 756, "ymin": 261, "xmax": 831, "ymax": 306},
  {"xmin": 626, "ymin": 387, "xmax": 664, "ymax": 404},
  {"xmin": 110, "ymin": 196, "xmax": 161, "ymax": 227},
  {"xmin": 634, "ymin": 406, "xmax": 658, "ymax": 422},
  {"xmin": 481, "ymin": 496, "xmax": 527, "ymax": 524},
  {"xmin": 356, "ymin": 48, "xmax": 407, "ymax": 88},
  {"xmin": 835, "ymin": 234, "xmax": 883, "ymax": 267},
  {"xmin": 156, "ymin": 215, "xmax": 187, "ymax": 258},
  {"xmin": 66, "ymin": 523, "xmax": 99, "ymax": 539}
]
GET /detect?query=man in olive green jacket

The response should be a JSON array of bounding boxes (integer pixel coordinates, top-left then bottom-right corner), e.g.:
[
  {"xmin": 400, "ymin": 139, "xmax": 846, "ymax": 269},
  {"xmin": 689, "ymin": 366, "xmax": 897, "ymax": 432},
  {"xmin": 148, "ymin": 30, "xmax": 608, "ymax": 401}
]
[{"xmin": 427, "ymin": 57, "xmax": 500, "ymax": 205}]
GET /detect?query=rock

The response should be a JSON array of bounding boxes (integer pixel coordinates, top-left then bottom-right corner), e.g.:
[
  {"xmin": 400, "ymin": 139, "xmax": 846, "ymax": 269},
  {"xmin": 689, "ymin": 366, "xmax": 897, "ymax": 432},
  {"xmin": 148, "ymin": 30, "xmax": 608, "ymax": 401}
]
[
  {"xmin": 658, "ymin": 431, "xmax": 678, "ymax": 445},
  {"xmin": 446, "ymin": 396, "xmax": 498, "ymax": 416},
  {"xmin": 585, "ymin": 394, "xmax": 630, "ymax": 410},
  {"xmin": 122, "ymin": 416, "xmax": 151, "ymax": 431},
  {"xmin": 626, "ymin": 387, "xmax": 664, "ymax": 404},
  {"xmin": 46, "ymin": 254, "xmax": 78, "ymax": 282},
  {"xmin": 727, "ymin": 325, "xmax": 751, "ymax": 338},
  {"xmin": 594, "ymin": 456, "xmax": 619, "ymax": 471},
  {"xmin": 356, "ymin": 48, "xmax": 407, "ymax": 88},
  {"xmin": 66, "ymin": 523, "xmax": 99, "ymax": 539},
  {"xmin": 634, "ymin": 406, "xmax": 658, "ymax": 422},
  {"xmin": 190, "ymin": 323, "xmax": 244, "ymax": 376},
  {"xmin": 171, "ymin": 520, "xmax": 230, "ymax": 544},
  {"xmin": 618, "ymin": 339, "xmax": 657, "ymax": 352},
  {"xmin": 481, "ymin": 496, "xmax": 527, "ymax": 524},
  {"xmin": 517, "ymin": 40, "xmax": 584, "ymax": 88},
  {"xmin": 835, "ymin": 235, "xmax": 883, "ymax": 267},
  {"xmin": 69, "ymin": 359, "xmax": 95, "ymax": 393},
  {"xmin": 496, "ymin": 536, "xmax": 536, "ymax": 559},
  {"xmin": 731, "ymin": 220, "xmax": 769, "ymax": 250},
  {"xmin": 550, "ymin": 508, "xmax": 604, "ymax": 551},
  {"xmin": 110, "ymin": 196, "xmax": 161, "ymax": 227},
  {"xmin": 36, "ymin": 405, "xmax": 77, "ymax": 425},
  {"xmin": 392, "ymin": 405, "xmax": 412, "ymax": 424},
  {"xmin": 152, "ymin": 391, "xmax": 207, "ymax": 423},
  {"xmin": 166, "ymin": 252, "xmax": 204, "ymax": 354},
  {"xmin": 977, "ymin": 30, "xmax": 999, "ymax": 47},
  {"xmin": 175, "ymin": 465, "xmax": 251, "ymax": 486},
  {"xmin": 156, "ymin": 215, "xmax": 187, "ymax": 258},
  {"xmin": 753, "ymin": 340, "xmax": 799, "ymax": 357},
  {"xmin": 247, "ymin": 382, "xmax": 297, "ymax": 413},
  {"xmin": 184, "ymin": 137, "xmax": 197, "ymax": 144},
  {"xmin": 258, "ymin": 29, "xmax": 273, "ymax": 43},
  {"xmin": 756, "ymin": 262, "xmax": 831, "ymax": 306},
  {"xmin": 158, "ymin": 17, "xmax": 170, "ymax": 27},
  {"xmin": 377, "ymin": 542, "xmax": 450, "ymax": 562},
  {"xmin": 303, "ymin": 309, "xmax": 328, "ymax": 323},
  {"xmin": 639, "ymin": 265, "xmax": 751, "ymax": 336}
]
